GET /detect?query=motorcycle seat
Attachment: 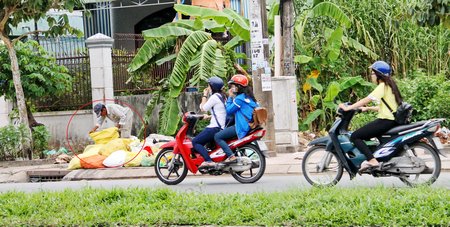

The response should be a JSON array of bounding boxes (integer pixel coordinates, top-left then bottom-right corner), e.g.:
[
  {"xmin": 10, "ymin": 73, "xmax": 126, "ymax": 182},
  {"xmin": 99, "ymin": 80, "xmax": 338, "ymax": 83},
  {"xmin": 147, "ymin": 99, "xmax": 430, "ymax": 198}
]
[
  {"xmin": 247, "ymin": 126, "xmax": 264, "ymax": 135},
  {"xmin": 384, "ymin": 120, "xmax": 428, "ymax": 135}
]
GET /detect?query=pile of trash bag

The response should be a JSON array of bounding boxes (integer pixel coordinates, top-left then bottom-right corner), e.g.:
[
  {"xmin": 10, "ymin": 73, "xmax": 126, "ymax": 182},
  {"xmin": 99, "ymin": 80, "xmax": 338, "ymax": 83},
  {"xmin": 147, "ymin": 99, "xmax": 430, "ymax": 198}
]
[{"xmin": 68, "ymin": 127, "xmax": 173, "ymax": 170}]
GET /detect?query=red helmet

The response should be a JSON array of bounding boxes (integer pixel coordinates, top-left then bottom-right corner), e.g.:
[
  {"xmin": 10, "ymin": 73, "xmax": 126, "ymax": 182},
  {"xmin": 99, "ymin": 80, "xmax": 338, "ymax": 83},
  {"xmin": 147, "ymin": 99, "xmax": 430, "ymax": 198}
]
[{"xmin": 228, "ymin": 74, "xmax": 248, "ymax": 87}]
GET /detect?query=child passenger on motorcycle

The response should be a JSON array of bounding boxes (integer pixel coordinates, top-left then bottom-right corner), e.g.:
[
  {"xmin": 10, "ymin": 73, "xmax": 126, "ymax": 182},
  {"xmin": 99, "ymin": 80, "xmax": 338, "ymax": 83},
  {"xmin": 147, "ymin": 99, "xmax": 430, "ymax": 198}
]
[
  {"xmin": 214, "ymin": 74, "xmax": 258, "ymax": 164},
  {"xmin": 338, "ymin": 61, "xmax": 403, "ymax": 172},
  {"xmin": 192, "ymin": 77, "xmax": 227, "ymax": 169}
]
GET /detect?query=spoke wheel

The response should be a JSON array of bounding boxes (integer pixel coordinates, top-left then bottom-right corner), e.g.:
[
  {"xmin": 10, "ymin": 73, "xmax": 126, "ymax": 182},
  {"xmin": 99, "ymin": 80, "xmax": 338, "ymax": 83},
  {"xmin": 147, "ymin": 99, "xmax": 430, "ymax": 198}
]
[
  {"xmin": 399, "ymin": 142, "xmax": 441, "ymax": 186},
  {"xmin": 231, "ymin": 144, "xmax": 266, "ymax": 184},
  {"xmin": 302, "ymin": 145, "xmax": 343, "ymax": 187},
  {"xmin": 154, "ymin": 148, "xmax": 188, "ymax": 185}
]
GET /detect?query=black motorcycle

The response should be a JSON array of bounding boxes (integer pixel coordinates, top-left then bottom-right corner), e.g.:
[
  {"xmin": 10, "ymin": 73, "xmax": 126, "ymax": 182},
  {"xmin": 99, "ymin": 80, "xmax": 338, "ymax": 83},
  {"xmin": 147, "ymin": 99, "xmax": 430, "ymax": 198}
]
[{"xmin": 302, "ymin": 105, "xmax": 446, "ymax": 187}]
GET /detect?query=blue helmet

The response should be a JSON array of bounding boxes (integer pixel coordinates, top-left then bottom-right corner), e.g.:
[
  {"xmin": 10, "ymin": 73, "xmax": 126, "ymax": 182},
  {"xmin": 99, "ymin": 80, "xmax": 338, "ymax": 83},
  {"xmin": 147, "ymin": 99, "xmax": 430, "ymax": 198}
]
[
  {"xmin": 208, "ymin": 76, "xmax": 224, "ymax": 92},
  {"xmin": 370, "ymin": 61, "xmax": 391, "ymax": 77},
  {"xmin": 93, "ymin": 103, "xmax": 104, "ymax": 117}
]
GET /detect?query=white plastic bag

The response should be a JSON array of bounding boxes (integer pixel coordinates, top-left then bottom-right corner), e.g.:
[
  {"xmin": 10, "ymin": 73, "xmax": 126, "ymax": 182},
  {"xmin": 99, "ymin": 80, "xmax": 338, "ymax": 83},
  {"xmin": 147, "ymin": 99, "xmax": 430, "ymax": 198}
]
[{"xmin": 103, "ymin": 150, "xmax": 128, "ymax": 167}]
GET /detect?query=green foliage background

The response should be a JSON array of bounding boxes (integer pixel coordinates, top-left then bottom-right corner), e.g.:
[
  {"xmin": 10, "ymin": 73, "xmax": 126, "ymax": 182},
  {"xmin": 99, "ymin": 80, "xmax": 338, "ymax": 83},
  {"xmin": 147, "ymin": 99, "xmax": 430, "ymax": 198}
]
[
  {"xmin": 0, "ymin": 41, "xmax": 72, "ymax": 102},
  {"xmin": 293, "ymin": 0, "xmax": 449, "ymax": 132}
]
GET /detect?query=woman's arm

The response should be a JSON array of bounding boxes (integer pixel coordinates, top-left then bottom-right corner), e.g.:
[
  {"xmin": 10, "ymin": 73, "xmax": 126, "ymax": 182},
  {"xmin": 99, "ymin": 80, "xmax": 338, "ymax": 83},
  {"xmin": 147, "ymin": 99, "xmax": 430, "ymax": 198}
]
[{"xmin": 339, "ymin": 96, "xmax": 372, "ymax": 111}]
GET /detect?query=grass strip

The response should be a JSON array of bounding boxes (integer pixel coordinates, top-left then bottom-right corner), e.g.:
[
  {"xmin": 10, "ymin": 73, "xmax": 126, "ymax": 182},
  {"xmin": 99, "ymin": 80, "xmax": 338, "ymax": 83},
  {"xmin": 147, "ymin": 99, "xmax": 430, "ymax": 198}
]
[{"xmin": 0, "ymin": 186, "xmax": 449, "ymax": 226}]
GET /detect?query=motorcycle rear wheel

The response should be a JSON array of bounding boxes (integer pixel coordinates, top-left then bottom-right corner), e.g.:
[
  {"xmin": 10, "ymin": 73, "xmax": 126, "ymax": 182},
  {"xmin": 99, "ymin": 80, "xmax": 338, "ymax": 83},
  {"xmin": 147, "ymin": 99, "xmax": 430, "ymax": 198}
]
[
  {"xmin": 302, "ymin": 145, "xmax": 343, "ymax": 187},
  {"xmin": 399, "ymin": 142, "xmax": 441, "ymax": 186},
  {"xmin": 154, "ymin": 148, "xmax": 188, "ymax": 185},
  {"xmin": 231, "ymin": 144, "xmax": 266, "ymax": 184}
]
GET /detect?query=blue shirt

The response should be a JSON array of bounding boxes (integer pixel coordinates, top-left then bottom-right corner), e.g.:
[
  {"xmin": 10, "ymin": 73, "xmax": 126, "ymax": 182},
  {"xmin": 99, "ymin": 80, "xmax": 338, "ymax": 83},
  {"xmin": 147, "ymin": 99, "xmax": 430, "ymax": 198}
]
[{"xmin": 226, "ymin": 94, "xmax": 258, "ymax": 139}]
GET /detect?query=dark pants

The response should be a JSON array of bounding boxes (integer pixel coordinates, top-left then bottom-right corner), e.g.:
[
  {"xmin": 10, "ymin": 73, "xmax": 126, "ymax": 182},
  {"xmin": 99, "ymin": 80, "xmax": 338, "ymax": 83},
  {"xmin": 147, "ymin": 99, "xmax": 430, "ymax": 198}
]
[
  {"xmin": 350, "ymin": 118, "xmax": 397, "ymax": 160},
  {"xmin": 192, "ymin": 127, "xmax": 221, "ymax": 162},
  {"xmin": 214, "ymin": 126, "xmax": 237, "ymax": 158}
]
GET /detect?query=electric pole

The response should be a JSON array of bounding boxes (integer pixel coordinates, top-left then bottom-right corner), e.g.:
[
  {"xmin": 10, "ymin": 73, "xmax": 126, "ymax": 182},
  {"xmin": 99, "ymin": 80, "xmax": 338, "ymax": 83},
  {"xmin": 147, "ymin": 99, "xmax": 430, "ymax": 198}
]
[
  {"xmin": 249, "ymin": 0, "xmax": 276, "ymax": 156},
  {"xmin": 281, "ymin": 0, "xmax": 295, "ymax": 77}
]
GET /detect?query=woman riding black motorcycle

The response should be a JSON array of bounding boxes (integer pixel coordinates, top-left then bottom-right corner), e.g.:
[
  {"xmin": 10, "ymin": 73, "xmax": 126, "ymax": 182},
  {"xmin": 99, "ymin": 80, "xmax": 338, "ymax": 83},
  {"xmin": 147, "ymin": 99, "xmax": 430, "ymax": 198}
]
[{"xmin": 338, "ymin": 61, "xmax": 404, "ymax": 172}]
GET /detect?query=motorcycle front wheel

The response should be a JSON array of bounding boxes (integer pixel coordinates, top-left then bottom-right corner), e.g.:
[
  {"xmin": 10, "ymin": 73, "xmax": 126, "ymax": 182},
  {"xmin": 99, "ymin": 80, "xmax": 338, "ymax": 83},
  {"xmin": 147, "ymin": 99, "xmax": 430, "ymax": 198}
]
[
  {"xmin": 231, "ymin": 144, "xmax": 266, "ymax": 184},
  {"xmin": 399, "ymin": 142, "xmax": 441, "ymax": 186},
  {"xmin": 302, "ymin": 145, "xmax": 343, "ymax": 187},
  {"xmin": 154, "ymin": 148, "xmax": 188, "ymax": 185}
]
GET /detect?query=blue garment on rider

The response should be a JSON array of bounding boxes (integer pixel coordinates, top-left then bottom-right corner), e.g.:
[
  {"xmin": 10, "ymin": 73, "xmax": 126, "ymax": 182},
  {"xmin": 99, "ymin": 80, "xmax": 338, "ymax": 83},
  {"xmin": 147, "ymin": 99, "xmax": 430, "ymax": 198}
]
[{"xmin": 226, "ymin": 93, "xmax": 258, "ymax": 139}]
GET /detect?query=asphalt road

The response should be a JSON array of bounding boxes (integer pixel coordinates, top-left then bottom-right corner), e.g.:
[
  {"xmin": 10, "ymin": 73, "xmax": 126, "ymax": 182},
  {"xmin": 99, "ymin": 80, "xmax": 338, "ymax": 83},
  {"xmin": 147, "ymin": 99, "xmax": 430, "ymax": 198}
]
[{"xmin": 1, "ymin": 173, "xmax": 449, "ymax": 193}]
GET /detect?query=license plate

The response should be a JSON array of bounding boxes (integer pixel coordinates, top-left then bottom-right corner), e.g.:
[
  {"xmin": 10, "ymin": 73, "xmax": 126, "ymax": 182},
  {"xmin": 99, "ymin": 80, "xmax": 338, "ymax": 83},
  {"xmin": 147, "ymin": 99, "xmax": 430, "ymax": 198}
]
[
  {"xmin": 257, "ymin": 141, "xmax": 268, "ymax": 151},
  {"xmin": 432, "ymin": 137, "xmax": 444, "ymax": 150}
]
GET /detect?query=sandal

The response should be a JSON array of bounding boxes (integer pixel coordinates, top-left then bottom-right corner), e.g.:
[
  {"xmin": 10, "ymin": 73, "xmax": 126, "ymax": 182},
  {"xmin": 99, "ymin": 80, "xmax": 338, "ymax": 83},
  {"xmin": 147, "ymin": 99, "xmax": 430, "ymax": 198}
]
[
  {"xmin": 199, "ymin": 161, "xmax": 215, "ymax": 169},
  {"xmin": 223, "ymin": 155, "xmax": 237, "ymax": 164},
  {"xmin": 358, "ymin": 160, "xmax": 380, "ymax": 173}
]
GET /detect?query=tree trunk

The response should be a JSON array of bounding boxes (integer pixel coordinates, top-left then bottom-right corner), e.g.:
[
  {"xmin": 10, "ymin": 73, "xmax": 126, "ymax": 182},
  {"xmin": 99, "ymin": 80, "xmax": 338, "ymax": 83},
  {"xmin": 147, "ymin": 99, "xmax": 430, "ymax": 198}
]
[
  {"xmin": 26, "ymin": 103, "xmax": 44, "ymax": 128},
  {"xmin": 0, "ymin": 36, "xmax": 33, "ymax": 160}
]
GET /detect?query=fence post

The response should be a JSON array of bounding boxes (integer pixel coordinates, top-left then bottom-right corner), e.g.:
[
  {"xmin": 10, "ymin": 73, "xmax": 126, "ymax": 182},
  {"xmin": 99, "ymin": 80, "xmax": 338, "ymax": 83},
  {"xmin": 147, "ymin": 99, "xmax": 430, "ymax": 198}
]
[
  {"xmin": 85, "ymin": 33, "xmax": 114, "ymax": 122},
  {"xmin": 0, "ymin": 96, "xmax": 13, "ymax": 127}
]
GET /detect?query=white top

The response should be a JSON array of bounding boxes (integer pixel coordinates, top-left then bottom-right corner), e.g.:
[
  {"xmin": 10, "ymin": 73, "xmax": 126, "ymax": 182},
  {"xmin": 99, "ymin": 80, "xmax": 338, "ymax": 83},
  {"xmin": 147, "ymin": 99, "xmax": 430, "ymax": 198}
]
[
  {"xmin": 200, "ymin": 94, "xmax": 226, "ymax": 129},
  {"xmin": 96, "ymin": 104, "xmax": 130, "ymax": 127}
]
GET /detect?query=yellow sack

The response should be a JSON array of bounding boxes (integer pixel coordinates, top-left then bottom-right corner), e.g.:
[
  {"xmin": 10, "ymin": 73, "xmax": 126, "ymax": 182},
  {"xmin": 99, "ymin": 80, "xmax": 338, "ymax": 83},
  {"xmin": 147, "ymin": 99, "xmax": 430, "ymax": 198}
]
[
  {"xmin": 67, "ymin": 153, "xmax": 96, "ymax": 170},
  {"xmin": 124, "ymin": 151, "xmax": 148, "ymax": 167},
  {"xmin": 99, "ymin": 138, "xmax": 132, "ymax": 156},
  {"xmin": 89, "ymin": 127, "xmax": 119, "ymax": 144},
  {"xmin": 83, "ymin": 144, "xmax": 104, "ymax": 156}
]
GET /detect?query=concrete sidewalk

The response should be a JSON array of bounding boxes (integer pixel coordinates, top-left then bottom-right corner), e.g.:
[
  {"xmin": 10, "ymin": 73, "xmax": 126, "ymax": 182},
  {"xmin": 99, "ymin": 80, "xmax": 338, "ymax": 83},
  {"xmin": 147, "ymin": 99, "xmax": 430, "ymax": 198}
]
[{"xmin": 1, "ymin": 145, "xmax": 449, "ymax": 183}]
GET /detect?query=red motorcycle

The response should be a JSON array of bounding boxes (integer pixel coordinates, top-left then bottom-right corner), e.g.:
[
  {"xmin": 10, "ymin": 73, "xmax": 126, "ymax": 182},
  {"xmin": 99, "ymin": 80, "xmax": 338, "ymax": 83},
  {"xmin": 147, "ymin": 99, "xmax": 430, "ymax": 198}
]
[{"xmin": 154, "ymin": 112, "xmax": 268, "ymax": 185}]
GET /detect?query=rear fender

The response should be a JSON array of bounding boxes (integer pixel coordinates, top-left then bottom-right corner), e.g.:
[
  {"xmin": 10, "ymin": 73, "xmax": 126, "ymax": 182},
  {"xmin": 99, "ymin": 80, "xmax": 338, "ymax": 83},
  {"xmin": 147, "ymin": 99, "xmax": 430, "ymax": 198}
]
[{"xmin": 426, "ymin": 136, "xmax": 448, "ymax": 158}]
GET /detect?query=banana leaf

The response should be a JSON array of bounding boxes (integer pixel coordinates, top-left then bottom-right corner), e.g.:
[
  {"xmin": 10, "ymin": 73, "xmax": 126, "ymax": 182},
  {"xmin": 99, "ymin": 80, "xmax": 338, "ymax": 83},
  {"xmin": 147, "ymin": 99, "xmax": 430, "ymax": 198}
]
[
  {"xmin": 169, "ymin": 31, "xmax": 212, "ymax": 97},
  {"xmin": 311, "ymin": 2, "xmax": 351, "ymax": 28},
  {"xmin": 339, "ymin": 76, "xmax": 374, "ymax": 91},
  {"xmin": 307, "ymin": 77, "xmax": 323, "ymax": 93},
  {"xmin": 142, "ymin": 25, "xmax": 193, "ymax": 38},
  {"xmin": 294, "ymin": 55, "xmax": 313, "ymax": 64},
  {"xmin": 156, "ymin": 54, "xmax": 177, "ymax": 66},
  {"xmin": 191, "ymin": 39, "xmax": 218, "ymax": 84},
  {"xmin": 341, "ymin": 36, "xmax": 379, "ymax": 59},
  {"xmin": 174, "ymin": 4, "xmax": 231, "ymax": 25},
  {"xmin": 324, "ymin": 27, "xmax": 344, "ymax": 62},
  {"xmin": 223, "ymin": 8, "xmax": 250, "ymax": 41},
  {"xmin": 158, "ymin": 97, "xmax": 181, "ymax": 136},
  {"xmin": 323, "ymin": 81, "xmax": 341, "ymax": 102},
  {"xmin": 127, "ymin": 37, "xmax": 176, "ymax": 73},
  {"xmin": 303, "ymin": 109, "xmax": 324, "ymax": 126},
  {"xmin": 224, "ymin": 36, "xmax": 244, "ymax": 49}
]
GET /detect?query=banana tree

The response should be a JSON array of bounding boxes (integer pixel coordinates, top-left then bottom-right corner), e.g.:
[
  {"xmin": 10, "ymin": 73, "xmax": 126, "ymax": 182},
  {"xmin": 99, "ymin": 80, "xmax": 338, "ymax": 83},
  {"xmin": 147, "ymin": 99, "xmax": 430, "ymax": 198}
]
[
  {"xmin": 293, "ymin": 1, "xmax": 380, "ymax": 131},
  {"xmin": 293, "ymin": 1, "xmax": 378, "ymax": 68},
  {"xmin": 128, "ymin": 4, "xmax": 250, "ymax": 136},
  {"xmin": 299, "ymin": 75, "xmax": 374, "ymax": 131}
]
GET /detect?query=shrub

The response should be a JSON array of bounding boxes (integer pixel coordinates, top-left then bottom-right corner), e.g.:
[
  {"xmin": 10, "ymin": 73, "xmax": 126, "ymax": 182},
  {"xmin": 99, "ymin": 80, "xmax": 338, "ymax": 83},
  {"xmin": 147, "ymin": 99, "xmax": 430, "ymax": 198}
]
[
  {"xmin": 31, "ymin": 125, "xmax": 50, "ymax": 159},
  {"xmin": 0, "ymin": 124, "xmax": 50, "ymax": 160},
  {"xmin": 397, "ymin": 72, "xmax": 450, "ymax": 127}
]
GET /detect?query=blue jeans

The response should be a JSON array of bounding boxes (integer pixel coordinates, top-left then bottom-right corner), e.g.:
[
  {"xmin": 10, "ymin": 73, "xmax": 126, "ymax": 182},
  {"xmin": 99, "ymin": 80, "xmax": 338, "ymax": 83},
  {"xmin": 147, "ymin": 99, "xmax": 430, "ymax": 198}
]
[
  {"xmin": 192, "ymin": 127, "xmax": 221, "ymax": 162},
  {"xmin": 214, "ymin": 126, "xmax": 237, "ymax": 158}
]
